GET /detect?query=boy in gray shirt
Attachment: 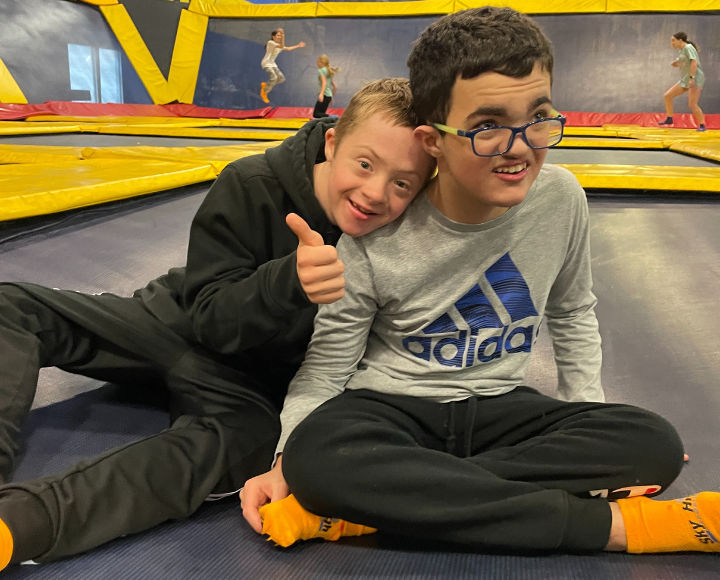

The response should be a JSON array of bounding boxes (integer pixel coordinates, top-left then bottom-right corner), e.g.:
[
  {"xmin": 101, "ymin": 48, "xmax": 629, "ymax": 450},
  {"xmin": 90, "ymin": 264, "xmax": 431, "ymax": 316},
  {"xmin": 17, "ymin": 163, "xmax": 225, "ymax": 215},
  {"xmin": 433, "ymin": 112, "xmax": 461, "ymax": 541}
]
[{"xmin": 243, "ymin": 8, "xmax": 720, "ymax": 555}]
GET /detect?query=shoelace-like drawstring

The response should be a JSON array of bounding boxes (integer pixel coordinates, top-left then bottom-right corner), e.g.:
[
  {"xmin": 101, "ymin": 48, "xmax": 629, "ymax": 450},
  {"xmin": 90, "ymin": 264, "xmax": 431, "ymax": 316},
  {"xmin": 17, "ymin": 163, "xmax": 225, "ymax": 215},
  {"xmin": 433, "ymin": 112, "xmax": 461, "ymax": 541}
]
[
  {"xmin": 446, "ymin": 401, "xmax": 457, "ymax": 454},
  {"xmin": 463, "ymin": 396, "xmax": 478, "ymax": 458},
  {"xmin": 446, "ymin": 397, "xmax": 479, "ymax": 457}
]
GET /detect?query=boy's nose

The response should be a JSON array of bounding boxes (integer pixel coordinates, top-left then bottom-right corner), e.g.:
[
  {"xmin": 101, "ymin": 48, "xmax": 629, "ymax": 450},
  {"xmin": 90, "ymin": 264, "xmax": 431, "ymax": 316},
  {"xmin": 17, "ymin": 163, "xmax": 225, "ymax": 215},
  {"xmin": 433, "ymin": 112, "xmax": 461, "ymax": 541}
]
[
  {"xmin": 360, "ymin": 180, "xmax": 386, "ymax": 205},
  {"xmin": 505, "ymin": 130, "xmax": 531, "ymax": 156}
]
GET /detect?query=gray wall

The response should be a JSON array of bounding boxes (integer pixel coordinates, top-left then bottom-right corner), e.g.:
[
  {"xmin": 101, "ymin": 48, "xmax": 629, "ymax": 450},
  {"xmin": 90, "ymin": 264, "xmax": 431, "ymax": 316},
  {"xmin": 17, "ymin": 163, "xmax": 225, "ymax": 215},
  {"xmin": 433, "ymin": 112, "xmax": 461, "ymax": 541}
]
[{"xmin": 0, "ymin": 0, "xmax": 151, "ymax": 104}]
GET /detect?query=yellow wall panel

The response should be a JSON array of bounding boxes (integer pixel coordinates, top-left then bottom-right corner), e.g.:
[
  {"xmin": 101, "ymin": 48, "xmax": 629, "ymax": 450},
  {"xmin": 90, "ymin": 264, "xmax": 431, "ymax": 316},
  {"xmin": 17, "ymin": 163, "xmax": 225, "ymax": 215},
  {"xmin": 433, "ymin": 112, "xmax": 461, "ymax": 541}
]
[
  {"xmin": 455, "ymin": 0, "xmax": 606, "ymax": 13},
  {"xmin": 0, "ymin": 57, "xmax": 28, "ymax": 104},
  {"xmin": 100, "ymin": 5, "xmax": 178, "ymax": 103},
  {"xmin": 317, "ymin": 0, "xmax": 453, "ymax": 17},
  {"xmin": 607, "ymin": 0, "xmax": 720, "ymax": 11},
  {"xmin": 169, "ymin": 11, "xmax": 209, "ymax": 103},
  {"xmin": 189, "ymin": 0, "xmax": 317, "ymax": 18}
]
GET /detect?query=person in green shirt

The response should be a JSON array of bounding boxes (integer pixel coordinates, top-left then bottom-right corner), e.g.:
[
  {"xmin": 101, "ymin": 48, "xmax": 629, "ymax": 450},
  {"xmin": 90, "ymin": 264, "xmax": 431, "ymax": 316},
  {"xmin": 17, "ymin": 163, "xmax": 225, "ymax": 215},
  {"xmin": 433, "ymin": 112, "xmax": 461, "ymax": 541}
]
[
  {"xmin": 312, "ymin": 55, "xmax": 340, "ymax": 119},
  {"xmin": 659, "ymin": 32, "xmax": 706, "ymax": 131}
]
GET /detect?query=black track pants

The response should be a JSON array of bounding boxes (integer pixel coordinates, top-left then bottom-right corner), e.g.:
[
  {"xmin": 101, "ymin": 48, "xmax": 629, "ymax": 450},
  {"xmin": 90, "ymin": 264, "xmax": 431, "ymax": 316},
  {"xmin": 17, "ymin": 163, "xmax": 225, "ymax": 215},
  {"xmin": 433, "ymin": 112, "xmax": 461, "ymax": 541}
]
[
  {"xmin": 0, "ymin": 283, "xmax": 280, "ymax": 562},
  {"xmin": 283, "ymin": 387, "xmax": 684, "ymax": 553},
  {"xmin": 312, "ymin": 97, "xmax": 332, "ymax": 118}
]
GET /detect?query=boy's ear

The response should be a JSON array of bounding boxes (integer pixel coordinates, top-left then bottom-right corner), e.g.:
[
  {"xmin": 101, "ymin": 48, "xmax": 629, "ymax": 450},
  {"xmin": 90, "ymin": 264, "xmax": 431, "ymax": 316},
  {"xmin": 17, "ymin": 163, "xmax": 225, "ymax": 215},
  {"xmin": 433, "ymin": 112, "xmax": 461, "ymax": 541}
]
[
  {"xmin": 324, "ymin": 127, "xmax": 337, "ymax": 162},
  {"xmin": 414, "ymin": 125, "xmax": 443, "ymax": 159}
]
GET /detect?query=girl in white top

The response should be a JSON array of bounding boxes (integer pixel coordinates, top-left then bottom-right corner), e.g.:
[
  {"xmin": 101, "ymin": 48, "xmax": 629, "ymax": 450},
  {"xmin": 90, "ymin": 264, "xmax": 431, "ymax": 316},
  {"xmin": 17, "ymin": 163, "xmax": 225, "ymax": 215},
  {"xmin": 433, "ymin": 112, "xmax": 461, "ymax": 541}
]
[
  {"xmin": 260, "ymin": 28, "xmax": 305, "ymax": 104},
  {"xmin": 658, "ymin": 32, "xmax": 706, "ymax": 131}
]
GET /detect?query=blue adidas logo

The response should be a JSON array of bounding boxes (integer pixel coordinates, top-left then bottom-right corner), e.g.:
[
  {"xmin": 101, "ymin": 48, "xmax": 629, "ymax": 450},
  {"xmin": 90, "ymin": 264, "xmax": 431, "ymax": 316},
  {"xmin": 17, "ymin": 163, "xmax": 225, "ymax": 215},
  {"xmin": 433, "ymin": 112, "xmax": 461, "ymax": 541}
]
[{"xmin": 402, "ymin": 253, "xmax": 539, "ymax": 368}]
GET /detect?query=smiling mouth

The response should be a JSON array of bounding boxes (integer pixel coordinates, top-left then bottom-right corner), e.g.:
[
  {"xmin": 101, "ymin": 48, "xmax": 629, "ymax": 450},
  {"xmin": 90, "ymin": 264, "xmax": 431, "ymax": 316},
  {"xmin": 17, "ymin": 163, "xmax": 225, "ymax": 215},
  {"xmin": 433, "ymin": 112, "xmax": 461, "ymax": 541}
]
[
  {"xmin": 350, "ymin": 199, "xmax": 377, "ymax": 216},
  {"xmin": 493, "ymin": 162, "xmax": 528, "ymax": 174}
]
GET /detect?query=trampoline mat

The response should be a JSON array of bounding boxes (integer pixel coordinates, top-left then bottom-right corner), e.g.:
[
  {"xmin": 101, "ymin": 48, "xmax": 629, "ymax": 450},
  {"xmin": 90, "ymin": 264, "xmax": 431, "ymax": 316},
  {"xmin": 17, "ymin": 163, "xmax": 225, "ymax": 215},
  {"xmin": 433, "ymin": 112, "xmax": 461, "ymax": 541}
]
[
  {"xmin": 546, "ymin": 148, "xmax": 720, "ymax": 167},
  {"xmin": 2, "ymin": 187, "xmax": 720, "ymax": 579},
  {"xmin": 0, "ymin": 134, "xmax": 258, "ymax": 148}
]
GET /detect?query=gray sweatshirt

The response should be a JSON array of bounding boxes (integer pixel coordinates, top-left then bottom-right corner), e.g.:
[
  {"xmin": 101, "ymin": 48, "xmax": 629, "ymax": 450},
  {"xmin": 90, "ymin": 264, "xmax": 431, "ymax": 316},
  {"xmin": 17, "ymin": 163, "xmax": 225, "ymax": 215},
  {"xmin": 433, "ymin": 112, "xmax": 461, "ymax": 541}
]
[{"xmin": 277, "ymin": 164, "xmax": 603, "ymax": 454}]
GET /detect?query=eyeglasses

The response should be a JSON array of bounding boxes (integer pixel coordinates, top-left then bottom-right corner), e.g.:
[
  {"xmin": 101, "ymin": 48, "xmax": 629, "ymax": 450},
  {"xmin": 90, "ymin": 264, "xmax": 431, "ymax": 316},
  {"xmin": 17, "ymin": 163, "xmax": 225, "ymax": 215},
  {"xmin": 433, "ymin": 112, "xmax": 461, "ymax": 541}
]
[{"xmin": 432, "ymin": 115, "xmax": 566, "ymax": 157}]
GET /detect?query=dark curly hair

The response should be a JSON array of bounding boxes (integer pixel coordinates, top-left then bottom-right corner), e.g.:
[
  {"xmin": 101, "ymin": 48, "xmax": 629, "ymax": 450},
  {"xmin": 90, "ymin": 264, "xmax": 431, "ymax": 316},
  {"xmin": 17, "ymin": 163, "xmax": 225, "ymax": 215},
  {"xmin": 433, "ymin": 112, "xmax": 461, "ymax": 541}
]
[{"xmin": 407, "ymin": 7, "xmax": 554, "ymax": 125}]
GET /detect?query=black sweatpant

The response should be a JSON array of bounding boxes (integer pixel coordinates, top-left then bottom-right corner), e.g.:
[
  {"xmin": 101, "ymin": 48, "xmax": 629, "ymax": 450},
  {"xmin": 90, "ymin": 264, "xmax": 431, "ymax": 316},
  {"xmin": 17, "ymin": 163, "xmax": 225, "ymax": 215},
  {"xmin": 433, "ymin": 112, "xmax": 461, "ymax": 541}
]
[
  {"xmin": 283, "ymin": 388, "xmax": 685, "ymax": 553},
  {"xmin": 312, "ymin": 97, "xmax": 332, "ymax": 118},
  {"xmin": 0, "ymin": 283, "xmax": 280, "ymax": 563}
]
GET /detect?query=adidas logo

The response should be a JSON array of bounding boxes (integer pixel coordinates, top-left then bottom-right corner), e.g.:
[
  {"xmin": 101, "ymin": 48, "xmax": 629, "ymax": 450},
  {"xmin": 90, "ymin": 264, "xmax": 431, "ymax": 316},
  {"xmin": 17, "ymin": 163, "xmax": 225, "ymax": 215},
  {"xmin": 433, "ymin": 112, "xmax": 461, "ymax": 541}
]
[{"xmin": 402, "ymin": 253, "xmax": 539, "ymax": 368}]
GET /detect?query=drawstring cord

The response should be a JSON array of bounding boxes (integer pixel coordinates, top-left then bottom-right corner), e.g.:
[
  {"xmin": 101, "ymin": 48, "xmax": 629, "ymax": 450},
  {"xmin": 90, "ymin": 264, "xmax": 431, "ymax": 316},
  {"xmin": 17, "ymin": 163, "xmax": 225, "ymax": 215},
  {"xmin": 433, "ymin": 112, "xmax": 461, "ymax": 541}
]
[
  {"xmin": 446, "ymin": 401, "xmax": 457, "ymax": 454},
  {"xmin": 446, "ymin": 397, "xmax": 478, "ymax": 457},
  {"xmin": 464, "ymin": 396, "xmax": 478, "ymax": 458}
]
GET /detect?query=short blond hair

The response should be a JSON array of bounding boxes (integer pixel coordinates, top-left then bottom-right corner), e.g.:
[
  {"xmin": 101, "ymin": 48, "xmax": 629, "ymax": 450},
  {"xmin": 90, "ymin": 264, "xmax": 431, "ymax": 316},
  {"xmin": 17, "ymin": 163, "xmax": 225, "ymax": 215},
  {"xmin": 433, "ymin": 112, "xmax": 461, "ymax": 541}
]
[{"xmin": 334, "ymin": 78, "xmax": 421, "ymax": 148}]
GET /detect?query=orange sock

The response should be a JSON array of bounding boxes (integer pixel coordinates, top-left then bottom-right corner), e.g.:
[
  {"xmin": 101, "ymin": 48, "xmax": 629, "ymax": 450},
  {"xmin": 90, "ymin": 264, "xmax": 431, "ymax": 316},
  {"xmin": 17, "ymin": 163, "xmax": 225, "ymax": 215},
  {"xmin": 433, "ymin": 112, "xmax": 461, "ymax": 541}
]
[
  {"xmin": 258, "ymin": 494, "xmax": 376, "ymax": 548},
  {"xmin": 617, "ymin": 492, "xmax": 720, "ymax": 553},
  {"xmin": 260, "ymin": 82, "xmax": 269, "ymax": 104},
  {"xmin": 0, "ymin": 517, "xmax": 13, "ymax": 570}
]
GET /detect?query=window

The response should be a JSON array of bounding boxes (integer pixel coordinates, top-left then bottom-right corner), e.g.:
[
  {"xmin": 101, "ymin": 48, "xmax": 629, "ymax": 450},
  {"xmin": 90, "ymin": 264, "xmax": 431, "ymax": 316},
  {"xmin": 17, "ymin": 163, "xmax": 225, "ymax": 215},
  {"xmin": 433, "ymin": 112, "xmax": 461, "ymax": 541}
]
[{"xmin": 68, "ymin": 44, "xmax": 124, "ymax": 103}]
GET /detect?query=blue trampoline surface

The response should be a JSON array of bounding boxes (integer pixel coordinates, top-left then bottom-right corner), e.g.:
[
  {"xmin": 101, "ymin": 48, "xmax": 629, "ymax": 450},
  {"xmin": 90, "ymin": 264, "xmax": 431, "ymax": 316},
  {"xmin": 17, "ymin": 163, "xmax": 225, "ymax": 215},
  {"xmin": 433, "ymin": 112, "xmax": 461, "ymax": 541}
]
[{"xmin": 1, "ymin": 183, "xmax": 719, "ymax": 579}]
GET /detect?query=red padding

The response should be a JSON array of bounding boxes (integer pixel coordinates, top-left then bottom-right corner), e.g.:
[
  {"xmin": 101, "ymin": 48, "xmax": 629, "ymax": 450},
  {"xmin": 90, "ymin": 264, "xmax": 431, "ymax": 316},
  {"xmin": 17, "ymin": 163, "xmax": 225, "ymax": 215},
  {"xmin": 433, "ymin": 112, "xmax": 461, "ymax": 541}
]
[
  {"xmin": 0, "ymin": 104, "xmax": 54, "ymax": 121},
  {"xmin": 560, "ymin": 111, "xmax": 720, "ymax": 129},
  {"xmin": 265, "ymin": 107, "xmax": 345, "ymax": 119},
  {"xmin": 164, "ymin": 104, "xmax": 272, "ymax": 119},
  {"xmin": 43, "ymin": 101, "xmax": 177, "ymax": 117}
]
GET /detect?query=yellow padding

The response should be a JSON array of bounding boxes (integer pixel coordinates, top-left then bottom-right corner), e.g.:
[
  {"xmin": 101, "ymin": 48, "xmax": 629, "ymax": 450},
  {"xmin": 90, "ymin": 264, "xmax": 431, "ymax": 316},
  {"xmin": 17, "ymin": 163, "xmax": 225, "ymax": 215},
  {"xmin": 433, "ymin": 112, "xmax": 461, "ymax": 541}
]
[
  {"xmin": 26, "ymin": 116, "xmax": 218, "ymax": 126},
  {"xmin": 25, "ymin": 116, "xmax": 308, "ymax": 130},
  {"xmin": 219, "ymin": 118, "xmax": 308, "ymax": 129},
  {"xmin": 317, "ymin": 0, "xmax": 453, "ymax": 17},
  {"xmin": 73, "ymin": 0, "xmax": 119, "ymax": 5},
  {"xmin": 564, "ymin": 127, "xmax": 620, "ymax": 137},
  {"xmin": 95, "ymin": 124, "xmax": 295, "ymax": 140},
  {"xmin": 82, "ymin": 143, "xmax": 279, "ymax": 174},
  {"xmin": 559, "ymin": 164, "xmax": 720, "ymax": 192},
  {"xmin": 607, "ymin": 0, "xmax": 720, "ymax": 11},
  {"xmin": 455, "ymin": 0, "xmax": 606, "ymax": 13},
  {"xmin": 613, "ymin": 129, "xmax": 720, "ymax": 148},
  {"xmin": 557, "ymin": 137, "xmax": 665, "ymax": 149},
  {"xmin": 0, "ymin": 145, "xmax": 86, "ymax": 165},
  {"xmin": 0, "ymin": 122, "xmax": 86, "ymax": 136},
  {"xmin": 0, "ymin": 142, "xmax": 277, "ymax": 172},
  {"xmin": 101, "ymin": 5, "xmax": 177, "ymax": 104},
  {"xmin": 0, "ymin": 159, "xmax": 216, "ymax": 222},
  {"xmin": 189, "ymin": 0, "xmax": 317, "ymax": 18},
  {"xmin": 0, "ymin": 57, "xmax": 28, "ymax": 105},
  {"xmin": 669, "ymin": 141, "xmax": 720, "ymax": 163},
  {"xmin": 169, "ymin": 11, "xmax": 208, "ymax": 103}
]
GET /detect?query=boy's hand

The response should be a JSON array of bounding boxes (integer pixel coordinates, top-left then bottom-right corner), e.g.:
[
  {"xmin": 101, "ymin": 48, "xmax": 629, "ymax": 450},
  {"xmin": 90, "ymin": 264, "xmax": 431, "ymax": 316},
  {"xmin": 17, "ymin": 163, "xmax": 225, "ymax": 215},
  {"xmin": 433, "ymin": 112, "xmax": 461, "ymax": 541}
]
[
  {"xmin": 287, "ymin": 213, "xmax": 345, "ymax": 304},
  {"xmin": 318, "ymin": 94, "xmax": 324, "ymax": 103},
  {"xmin": 298, "ymin": 41, "xmax": 306, "ymax": 48},
  {"xmin": 671, "ymin": 61, "xmax": 679, "ymax": 67},
  {"xmin": 240, "ymin": 457, "xmax": 290, "ymax": 533}
]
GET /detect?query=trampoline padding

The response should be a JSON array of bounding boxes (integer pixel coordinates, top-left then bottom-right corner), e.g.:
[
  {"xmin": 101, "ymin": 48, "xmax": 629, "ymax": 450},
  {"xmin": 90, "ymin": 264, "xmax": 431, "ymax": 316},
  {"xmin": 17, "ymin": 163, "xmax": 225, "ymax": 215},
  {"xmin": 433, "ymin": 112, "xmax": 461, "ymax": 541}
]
[
  {"xmin": 0, "ymin": 122, "xmax": 86, "ymax": 136},
  {"xmin": 95, "ymin": 124, "xmax": 295, "ymax": 141},
  {"xmin": 2, "ymin": 187, "xmax": 720, "ymax": 578},
  {"xmin": 670, "ymin": 141, "xmax": 720, "ymax": 163},
  {"xmin": 558, "ymin": 137, "xmax": 665, "ymax": 149},
  {"xmin": 0, "ymin": 159, "xmax": 216, "ymax": 221},
  {"xmin": 6, "ymin": 386, "xmax": 720, "ymax": 579},
  {"xmin": 559, "ymin": 163, "xmax": 720, "ymax": 192}
]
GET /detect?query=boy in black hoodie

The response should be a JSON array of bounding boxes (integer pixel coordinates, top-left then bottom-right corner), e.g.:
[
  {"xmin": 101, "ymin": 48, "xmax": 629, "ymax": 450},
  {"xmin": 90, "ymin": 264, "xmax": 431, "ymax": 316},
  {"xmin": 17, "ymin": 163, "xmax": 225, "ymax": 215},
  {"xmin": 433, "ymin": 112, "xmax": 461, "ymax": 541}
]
[{"xmin": 0, "ymin": 78, "xmax": 434, "ymax": 568}]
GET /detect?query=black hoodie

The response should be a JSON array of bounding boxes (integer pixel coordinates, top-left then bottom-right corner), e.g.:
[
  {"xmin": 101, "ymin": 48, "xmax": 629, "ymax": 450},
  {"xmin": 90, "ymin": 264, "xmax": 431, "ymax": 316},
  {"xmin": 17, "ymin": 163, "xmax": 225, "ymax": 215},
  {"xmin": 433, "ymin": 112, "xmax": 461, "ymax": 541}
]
[{"xmin": 137, "ymin": 119, "xmax": 341, "ymax": 399}]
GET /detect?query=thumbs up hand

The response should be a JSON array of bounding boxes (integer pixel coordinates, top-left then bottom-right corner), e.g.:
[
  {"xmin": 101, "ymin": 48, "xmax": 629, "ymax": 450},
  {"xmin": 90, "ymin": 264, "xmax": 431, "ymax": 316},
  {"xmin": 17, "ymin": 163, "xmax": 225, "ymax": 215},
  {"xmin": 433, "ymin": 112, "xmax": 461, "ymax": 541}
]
[{"xmin": 286, "ymin": 213, "xmax": 345, "ymax": 304}]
